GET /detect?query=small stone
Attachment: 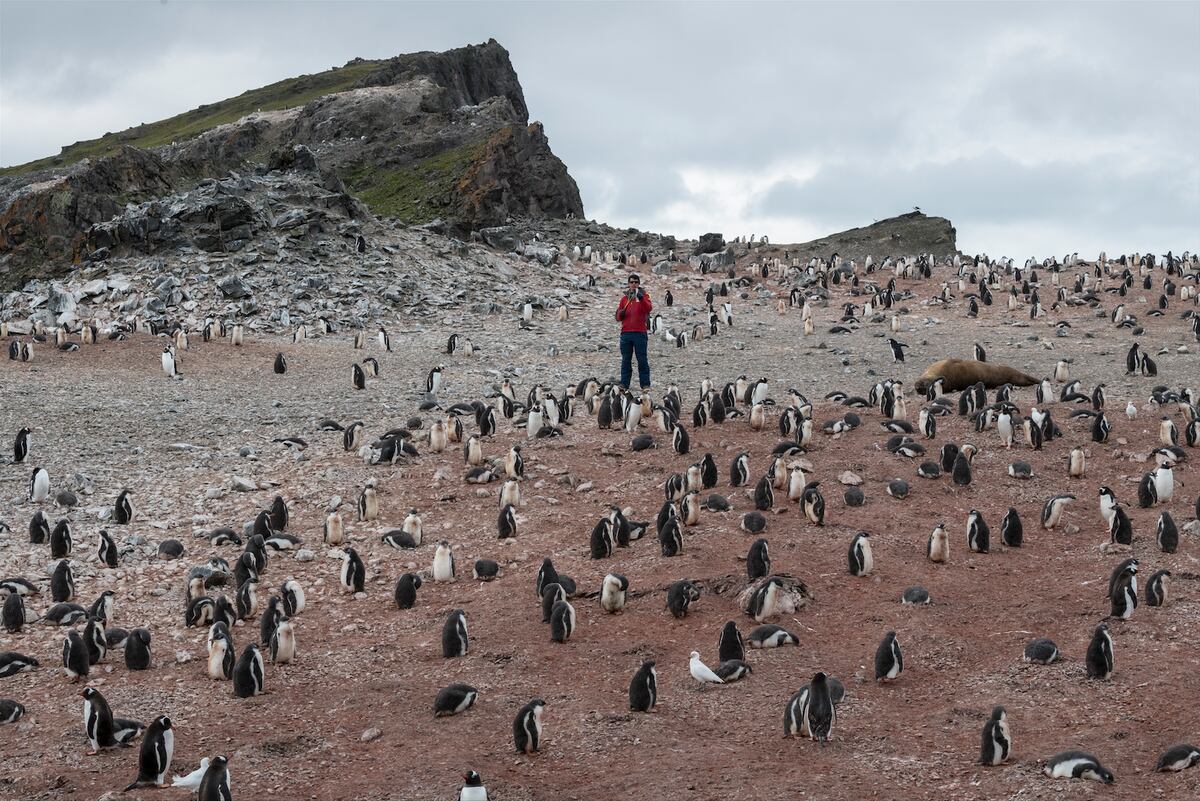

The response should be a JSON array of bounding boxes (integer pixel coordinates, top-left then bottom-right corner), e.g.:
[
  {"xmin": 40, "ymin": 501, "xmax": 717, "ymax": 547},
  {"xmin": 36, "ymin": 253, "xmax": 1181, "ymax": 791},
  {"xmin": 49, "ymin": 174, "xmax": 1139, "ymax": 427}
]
[
  {"xmin": 575, "ymin": 481, "xmax": 594, "ymax": 493},
  {"xmin": 231, "ymin": 476, "xmax": 256, "ymax": 492},
  {"xmin": 838, "ymin": 471, "xmax": 862, "ymax": 486},
  {"xmin": 295, "ymin": 549, "xmax": 315, "ymax": 562},
  {"xmin": 360, "ymin": 727, "xmax": 382, "ymax": 743},
  {"xmin": 1064, "ymin": 524, "xmax": 1080, "ymax": 535}
]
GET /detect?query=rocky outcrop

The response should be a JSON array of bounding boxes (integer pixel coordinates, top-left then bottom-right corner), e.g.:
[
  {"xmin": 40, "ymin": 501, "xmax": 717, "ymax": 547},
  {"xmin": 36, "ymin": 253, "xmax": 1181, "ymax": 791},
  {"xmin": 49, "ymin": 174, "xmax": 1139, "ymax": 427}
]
[
  {"xmin": 0, "ymin": 40, "xmax": 583, "ymax": 290},
  {"xmin": 781, "ymin": 211, "xmax": 958, "ymax": 263}
]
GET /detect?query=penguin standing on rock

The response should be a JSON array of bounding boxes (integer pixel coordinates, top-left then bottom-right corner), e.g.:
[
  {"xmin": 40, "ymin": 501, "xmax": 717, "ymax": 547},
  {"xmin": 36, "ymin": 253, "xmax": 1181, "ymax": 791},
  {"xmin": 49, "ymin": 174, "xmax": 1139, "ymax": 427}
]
[
  {"xmin": 979, "ymin": 706, "xmax": 1012, "ymax": 765},
  {"xmin": 125, "ymin": 715, "xmax": 174, "ymax": 789}
]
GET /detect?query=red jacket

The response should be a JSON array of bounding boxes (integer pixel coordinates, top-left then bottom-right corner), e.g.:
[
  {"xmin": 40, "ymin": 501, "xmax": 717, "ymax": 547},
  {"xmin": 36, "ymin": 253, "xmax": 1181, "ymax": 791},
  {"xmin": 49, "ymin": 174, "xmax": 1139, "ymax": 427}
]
[{"xmin": 616, "ymin": 291, "xmax": 653, "ymax": 333}]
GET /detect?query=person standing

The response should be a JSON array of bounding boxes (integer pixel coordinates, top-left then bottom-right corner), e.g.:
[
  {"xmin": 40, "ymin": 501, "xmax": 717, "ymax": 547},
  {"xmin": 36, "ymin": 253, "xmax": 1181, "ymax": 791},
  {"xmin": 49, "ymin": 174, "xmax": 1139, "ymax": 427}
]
[{"xmin": 616, "ymin": 273, "xmax": 653, "ymax": 391}]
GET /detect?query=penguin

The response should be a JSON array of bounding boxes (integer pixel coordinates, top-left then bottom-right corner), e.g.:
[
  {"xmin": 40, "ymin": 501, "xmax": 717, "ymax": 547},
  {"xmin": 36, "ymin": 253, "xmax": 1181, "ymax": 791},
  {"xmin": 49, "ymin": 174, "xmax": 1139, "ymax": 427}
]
[
  {"xmin": 512, "ymin": 699, "xmax": 546, "ymax": 754},
  {"xmin": 50, "ymin": 518, "xmax": 73, "ymax": 558},
  {"xmin": 874, "ymin": 630, "xmax": 903, "ymax": 682},
  {"xmin": 1109, "ymin": 559, "xmax": 1138, "ymax": 619},
  {"xmin": 1091, "ymin": 413, "xmax": 1110, "ymax": 443},
  {"xmin": 1068, "ymin": 446, "xmax": 1086, "ymax": 478},
  {"xmin": 886, "ymin": 338, "xmax": 909, "ymax": 362},
  {"xmin": 1041, "ymin": 494, "xmax": 1075, "ymax": 529},
  {"xmin": 352, "ymin": 362, "xmax": 366, "ymax": 390},
  {"xmin": 979, "ymin": 706, "xmax": 1012, "ymax": 765},
  {"xmin": 1023, "ymin": 637, "xmax": 1059, "ymax": 664},
  {"xmin": 800, "ymin": 481, "xmax": 825, "ymax": 525},
  {"xmin": 51, "ymin": 559, "xmax": 75, "ymax": 602},
  {"xmin": 124, "ymin": 628, "xmax": 151, "ymax": 671},
  {"xmin": 1145, "ymin": 569, "xmax": 1170, "ymax": 607},
  {"xmin": 0, "ymin": 700, "xmax": 24, "ymax": 724},
  {"xmin": 273, "ymin": 352, "xmax": 287, "ymax": 374},
  {"xmin": 802, "ymin": 671, "xmax": 836, "ymax": 744},
  {"xmin": 746, "ymin": 538, "xmax": 770, "ymax": 580},
  {"xmin": 1, "ymin": 593, "xmax": 24, "ymax": 633},
  {"xmin": 1085, "ymin": 622, "xmax": 1114, "ymax": 679},
  {"xmin": 847, "ymin": 532, "xmax": 873, "ymax": 576},
  {"xmin": 747, "ymin": 576, "xmax": 784, "ymax": 622},
  {"xmin": 13, "ymin": 427, "xmax": 30, "ymax": 463},
  {"xmin": 125, "ymin": 715, "xmax": 174, "ymax": 789},
  {"xmin": 394, "ymin": 573, "xmax": 422, "ymax": 609},
  {"xmin": 1156, "ymin": 744, "xmax": 1200, "ymax": 772},
  {"xmin": 442, "ymin": 609, "xmax": 469, "ymax": 657},
  {"xmin": 628, "ymin": 659, "xmax": 657, "ymax": 712},
  {"xmin": 550, "ymin": 599, "xmax": 576, "ymax": 643},
  {"xmin": 233, "ymin": 643, "xmax": 265, "ymax": 697},
  {"xmin": 161, "ymin": 346, "xmax": 177, "ymax": 378},
  {"xmin": 435, "ymin": 683, "xmax": 479, "ymax": 717},
  {"xmin": 1152, "ymin": 464, "xmax": 1174, "ymax": 503},
  {"xmin": 671, "ymin": 423, "xmax": 690, "ymax": 455},
  {"xmin": 96, "ymin": 528, "xmax": 119, "ymax": 568},
  {"xmin": 196, "ymin": 755, "xmax": 232, "ymax": 801},
  {"xmin": 433, "ymin": 539, "xmax": 456, "ymax": 582},
  {"xmin": 1156, "ymin": 511, "xmax": 1178, "ymax": 553},
  {"xmin": 658, "ymin": 516, "xmax": 683, "ymax": 557},
  {"xmin": 1109, "ymin": 505, "xmax": 1133, "ymax": 546},
  {"xmin": 377, "ymin": 328, "xmax": 391, "ymax": 351},
  {"xmin": 29, "ymin": 466, "xmax": 49, "ymax": 502},
  {"xmin": 967, "ymin": 510, "xmax": 990, "ymax": 554},
  {"xmin": 952, "ymin": 452, "xmax": 972, "ymax": 486},
  {"xmin": 1000, "ymin": 507, "xmax": 1023, "ymax": 548},
  {"xmin": 973, "ymin": 343, "xmax": 987, "ymax": 362},
  {"xmin": 747, "ymin": 624, "xmax": 798, "ymax": 648},
  {"xmin": 29, "ymin": 509, "xmax": 49, "ymax": 544},
  {"xmin": 600, "ymin": 573, "xmax": 629, "ymax": 613},
  {"xmin": 666, "ymin": 579, "xmax": 701, "ymax": 618},
  {"xmin": 357, "ymin": 485, "xmax": 378, "ymax": 521},
  {"xmin": 321, "ymin": 511, "xmax": 344, "ymax": 546},
  {"xmin": 718, "ymin": 620, "xmax": 745, "ymax": 663},
  {"xmin": 0, "ymin": 652, "xmax": 38, "ymax": 677},
  {"xmin": 340, "ymin": 547, "xmax": 365, "ymax": 593},
  {"xmin": 1043, "ymin": 751, "xmax": 1113, "ymax": 783},
  {"xmin": 235, "ymin": 578, "xmax": 259, "ymax": 621}
]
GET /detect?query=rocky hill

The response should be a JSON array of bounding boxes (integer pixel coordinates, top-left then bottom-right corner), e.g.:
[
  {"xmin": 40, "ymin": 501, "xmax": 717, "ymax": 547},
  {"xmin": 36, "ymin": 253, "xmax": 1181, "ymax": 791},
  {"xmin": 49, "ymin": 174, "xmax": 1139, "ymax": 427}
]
[
  {"xmin": 775, "ymin": 211, "xmax": 958, "ymax": 263},
  {"xmin": 0, "ymin": 39, "xmax": 583, "ymax": 290}
]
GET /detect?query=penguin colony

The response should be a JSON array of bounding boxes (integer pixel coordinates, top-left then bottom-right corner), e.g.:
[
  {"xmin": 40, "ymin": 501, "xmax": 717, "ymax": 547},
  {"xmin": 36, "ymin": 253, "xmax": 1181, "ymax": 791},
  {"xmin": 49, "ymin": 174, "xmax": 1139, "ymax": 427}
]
[{"xmin": 1, "ymin": 245, "xmax": 1198, "ymax": 799}]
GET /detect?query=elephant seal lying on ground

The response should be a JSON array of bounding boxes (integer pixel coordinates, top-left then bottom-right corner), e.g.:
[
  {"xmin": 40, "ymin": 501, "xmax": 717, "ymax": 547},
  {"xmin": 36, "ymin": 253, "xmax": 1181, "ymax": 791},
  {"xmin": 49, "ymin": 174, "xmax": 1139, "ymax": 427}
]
[{"xmin": 914, "ymin": 358, "xmax": 1039, "ymax": 394}]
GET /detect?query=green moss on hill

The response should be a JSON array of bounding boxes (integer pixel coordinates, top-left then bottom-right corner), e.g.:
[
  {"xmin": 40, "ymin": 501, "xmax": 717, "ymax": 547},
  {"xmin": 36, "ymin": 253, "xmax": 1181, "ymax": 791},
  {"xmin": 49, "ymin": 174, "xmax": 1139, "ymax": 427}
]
[{"xmin": 344, "ymin": 139, "xmax": 486, "ymax": 224}]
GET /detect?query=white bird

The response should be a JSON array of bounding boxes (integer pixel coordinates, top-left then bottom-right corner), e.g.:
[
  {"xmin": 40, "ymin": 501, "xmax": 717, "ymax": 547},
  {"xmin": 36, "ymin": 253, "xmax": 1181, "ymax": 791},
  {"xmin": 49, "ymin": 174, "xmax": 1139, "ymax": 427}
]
[
  {"xmin": 1125, "ymin": 402, "xmax": 1137, "ymax": 420},
  {"xmin": 171, "ymin": 758, "xmax": 209, "ymax": 789},
  {"xmin": 689, "ymin": 651, "xmax": 724, "ymax": 688}
]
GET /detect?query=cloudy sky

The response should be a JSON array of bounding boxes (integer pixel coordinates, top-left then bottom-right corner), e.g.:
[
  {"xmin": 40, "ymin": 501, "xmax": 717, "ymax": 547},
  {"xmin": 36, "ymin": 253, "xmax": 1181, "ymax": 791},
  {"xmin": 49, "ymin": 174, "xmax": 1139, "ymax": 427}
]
[{"xmin": 2, "ymin": 1, "xmax": 1196, "ymax": 256}]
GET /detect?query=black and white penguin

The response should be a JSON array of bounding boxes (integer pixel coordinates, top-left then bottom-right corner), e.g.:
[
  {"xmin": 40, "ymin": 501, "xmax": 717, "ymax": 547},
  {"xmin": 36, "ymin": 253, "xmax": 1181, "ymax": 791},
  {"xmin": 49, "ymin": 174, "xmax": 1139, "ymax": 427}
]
[
  {"xmin": 83, "ymin": 614, "xmax": 107, "ymax": 664},
  {"xmin": 1041, "ymin": 494, "xmax": 1075, "ymax": 529},
  {"xmin": 874, "ymin": 630, "xmax": 903, "ymax": 682},
  {"xmin": 124, "ymin": 628, "xmax": 151, "ymax": 671},
  {"xmin": 666, "ymin": 579, "xmax": 701, "ymax": 618},
  {"xmin": 51, "ymin": 559, "xmax": 75, "ymax": 602},
  {"xmin": 13, "ymin": 427, "xmax": 30, "ymax": 463},
  {"xmin": 718, "ymin": 620, "xmax": 745, "ymax": 663},
  {"xmin": 1085, "ymin": 622, "xmax": 1114, "ymax": 679},
  {"xmin": 1145, "ymin": 569, "xmax": 1170, "ymax": 607},
  {"xmin": 0, "ymin": 699, "xmax": 24, "ymax": 724},
  {"xmin": 29, "ymin": 466, "xmax": 49, "ymax": 502},
  {"xmin": 394, "ymin": 573, "xmax": 421, "ymax": 610},
  {"xmin": 82, "ymin": 686, "xmax": 120, "ymax": 753},
  {"xmin": 746, "ymin": 538, "xmax": 770, "ymax": 580},
  {"xmin": 1156, "ymin": 743, "xmax": 1200, "ymax": 772},
  {"xmin": 0, "ymin": 652, "xmax": 38, "ymax": 677},
  {"xmin": 280, "ymin": 579, "xmax": 305, "ymax": 617},
  {"xmin": 1023, "ymin": 637, "xmax": 1059, "ymax": 664},
  {"xmin": 1, "ymin": 593, "xmax": 25, "ymax": 633},
  {"xmin": 1109, "ymin": 560, "xmax": 1138, "ymax": 620},
  {"xmin": 434, "ymin": 683, "xmax": 479, "ymax": 717},
  {"xmin": 512, "ymin": 699, "xmax": 546, "ymax": 754},
  {"xmin": 753, "ymin": 475, "xmax": 774, "ymax": 511},
  {"xmin": 442, "ymin": 609, "xmax": 469, "ymax": 657},
  {"xmin": 600, "ymin": 573, "xmax": 629, "ymax": 613},
  {"xmin": 847, "ymin": 532, "xmax": 873, "ymax": 576},
  {"xmin": 29, "ymin": 509, "xmax": 49, "ymax": 544},
  {"xmin": 125, "ymin": 715, "xmax": 174, "ymax": 789},
  {"xmin": 671, "ymin": 423, "xmax": 690, "ymax": 455},
  {"xmin": 96, "ymin": 529, "xmax": 119, "ymax": 568},
  {"xmin": 999, "ymin": 507, "xmax": 1023, "ymax": 548},
  {"xmin": 802, "ymin": 671, "xmax": 836, "ymax": 743},
  {"xmin": 967, "ymin": 510, "xmax": 990, "ymax": 554},
  {"xmin": 628, "ymin": 659, "xmax": 657, "ymax": 712},
  {"xmin": 550, "ymin": 600, "xmax": 577, "ymax": 643},
  {"xmin": 50, "ymin": 518, "xmax": 72, "ymax": 558},
  {"xmin": 747, "ymin": 624, "xmax": 798, "ymax": 648},
  {"xmin": 979, "ymin": 706, "xmax": 1012, "ymax": 765},
  {"xmin": 952, "ymin": 452, "xmax": 972, "ymax": 486},
  {"xmin": 341, "ymin": 547, "xmax": 365, "ymax": 593},
  {"xmin": 433, "ymin": 539, "xmax": 456, "ymax": 582},
  {"xmin": 1043, "ymin": 751, "xmax": 1113, "ymax": 783},
  {"xmin": 352, "ymin": 362, "xmax": 366, "ymax": 390},
  {"xmin": 1156, "ymin": 511, "xmax": 1178, "ymax": 553},
  {"xmin": 886, "ymin": 338, "xmax": 909, "ymax": 362},
  {"xmin": 233, "ymin": 643, "xmax": 265, "ymax": 697},
  {"xmin": 197, "ymin": 755, "xmax": 232, "ymax": 801},
  {"xmin": 801, "ymin": 481, "xmax": 825, "ymax": 525},
  {"xmin": 378, "ymin": 327, "xmax": 391, "ymax": 351}
]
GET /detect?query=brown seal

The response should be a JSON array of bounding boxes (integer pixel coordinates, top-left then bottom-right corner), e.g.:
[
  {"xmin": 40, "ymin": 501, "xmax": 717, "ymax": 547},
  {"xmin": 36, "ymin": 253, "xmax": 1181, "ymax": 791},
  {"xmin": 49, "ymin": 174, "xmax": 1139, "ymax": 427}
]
[{"xmin": 914, "ymin": 359, "xmax": 1039, "ymax": 394}]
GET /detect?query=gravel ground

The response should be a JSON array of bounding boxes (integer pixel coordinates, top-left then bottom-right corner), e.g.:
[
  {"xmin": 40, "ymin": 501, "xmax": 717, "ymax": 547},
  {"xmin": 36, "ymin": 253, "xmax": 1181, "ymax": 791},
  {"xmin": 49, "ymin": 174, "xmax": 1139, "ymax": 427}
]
[{"xmin": 1, "ymin": 255, "xmax": 1198, "ymax": 801}]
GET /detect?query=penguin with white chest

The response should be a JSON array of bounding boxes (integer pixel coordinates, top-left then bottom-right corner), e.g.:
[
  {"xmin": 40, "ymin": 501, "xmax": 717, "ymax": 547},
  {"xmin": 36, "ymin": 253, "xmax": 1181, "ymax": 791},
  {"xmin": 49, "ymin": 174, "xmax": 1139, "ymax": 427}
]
[
  {"xmin": 29, "ymin": 466, "xmax": 49, "ymax": 503},
  {"xmin": 197, "ymin": 755, "xmax": 232, "ymax": 801},
  {"xmin": 600, "ymin": 573, "xmax": 628, "ymax": 613},
  {"xmin": 125, "ymin": 715, "xmax": 174, "ymax": 789},
  {"xmin": 874, "ymin": 631, "xmax": 903, "ymax": 681},
  {"xmin": 1043, "ymin": 751, "xmax": 1113, "ymax": 783},
  {"xmin": 1086, "ymin": 622, "xmax": 1114, "ymax": 679},
  {"xmin": 435, "ymin": 683, "xmax": 479, "ymax": 717},
  {"xmin": 979, "ymin": 706, "xmax": 1012, "ymax": 765},
  {"xmin": 847, "ymin": 532, "xmax": 873, "ymax": 576},
  {"xmin": 82, "ymin": 687, "xmax": 121, "ymax": 754},
  {"xmin": 967, "ymin": 510, "xmax": 990, "ymax": 554},
  {"xmin": 340, "ymin": 548, "xmax": 365, "ymax": 593},
  {"xmin": 802, "ymin": 671, "xmax": 837, "ymax": 743},
  {"xmin": 433, "ymin": 540, "xmax": 456, "ymax": 582},
  {"xmin": 628, "ymin": 659, "xmax": 657, "ymax": 712},
  {"xmin": 442, "ymin": 609, "xmax": 469, "ymax": 657},
  {"xmin": 550, "ymin": 599, "xmax": 576, "ymax": 643},
  {"xmin": 512, "ymin": 699, "xmax": 546, "ymax": 754},
  {"xmin": 233, "ymin": 643, "xmax": 265, "ymax": 697}
]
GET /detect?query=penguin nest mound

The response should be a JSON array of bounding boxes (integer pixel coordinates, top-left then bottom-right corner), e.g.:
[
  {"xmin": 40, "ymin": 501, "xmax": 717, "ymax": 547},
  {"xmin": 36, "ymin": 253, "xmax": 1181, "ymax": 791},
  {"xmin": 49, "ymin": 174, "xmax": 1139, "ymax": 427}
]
[{"xmin": 734, "ymin": 573, "xmax": 812, "ymax": 616}]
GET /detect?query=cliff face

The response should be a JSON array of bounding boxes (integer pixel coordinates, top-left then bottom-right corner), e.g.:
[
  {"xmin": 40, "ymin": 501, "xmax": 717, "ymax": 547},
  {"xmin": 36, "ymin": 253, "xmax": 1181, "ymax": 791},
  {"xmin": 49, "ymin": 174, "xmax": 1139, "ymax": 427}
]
[
  {"xmin": 0, "ymin": 39, "xmax": 583, "ymax": 289},
  {"xmin": 784, "ymin": 211, "xmax": 958, "ymax": 263}
]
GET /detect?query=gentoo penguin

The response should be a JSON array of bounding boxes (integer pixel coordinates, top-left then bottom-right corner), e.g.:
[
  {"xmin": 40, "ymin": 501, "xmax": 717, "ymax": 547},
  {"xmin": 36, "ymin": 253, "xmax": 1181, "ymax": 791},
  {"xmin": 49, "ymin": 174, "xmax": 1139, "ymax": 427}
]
[
  {"xmin": 666, "ymin": 579, "xmax": 701, "ymax": 618},
  {"xmin": 753, "ymin": 474, "xmax": 774, "ymax": 511},
  {"xmin": 161, "ymin": 346, "xmax": 177, "ymax": 378},
  {"xmin": 82, "ymin": 687, "xmax": 120, "ymax": 753},
  {"xmin": 802, "ymin": 671, "xmax": 836, "ymax": 743},
  {"xmin": 0, "ymin": 700, "xmax": 24, "ymax": 724},
  {"xmin": 83, "ymin": 615, "xmax": 107, "ymax": 665},
  {"xmin": 433, "ymin": 540, "xmax": 456, "ymax": 582},
  {"xmin": 435, "ymin": 683, "xmax": 479, "ymax": 717},
  {"xmin": 197, "ymin": 755, "xmax": 232, "ymax": 801},
  {"xmin": 747, "ymin": 624, "xmax": 798, "ymax": 648},
  {"xmin": 512, "ymin": 699, "xmax": 546, "ymax": 754},
  {"xmin": 230, "ymin": 324, "xmax": 244, "ymax": 346},
  {"xmin": 1041, "ymin": 494, "xmax": 1075, "ymax": 529},
  {"xmin": 233, "ymin": 643, "xmax": 265, "ymax": 697},
  {"xmin": 550, "ymin": 599, "xmax": 576, "ymax": 643},
  {"xmin": 927, "ymin": 522, "xmax": 950, "ymax": 563},
  {"xmin": 1145, "ymin": 569, "xmax": 1170, "ymax": 607},
  {"xmin": 29, "ymin": 509, "xmax": 49, "ymax": 543},
  {"xmin": 497, "ymin": 504, "xmax": 518, "ymax": 540},
  {"xmin": 499, "ymin": 479, "xmax": 520, "ymax": 509},
  {"xmin": 275, "ymin": 580, "xmax": 303, "ymax": 619},
  {"xmin": 1, "ymin": 593, "xmax": 25, "ymax": 633},
  {"xmin": 97, "ymin": 529, "xmax": 119, "ymax": 567},
  {"xmin": 273, "ymin": 352, "xmax": 287, "ymax": 374},
  {"xmin": 458, "ymin": 771, "xmax": 489, "ymax": 801},
  {"xmin": 340, "ymin": 547, "xmax": 365, "ymax": 593},
  {"xmin": 1043, "ymin": 751, "xmax": 1113, "ymax": 783},
  {"xmin": 29, "ymin": 466, "xmax": 49, "ymax": 502},
  {"xmin": 0, "ymin": 652, "xmax": 38, "ymax": 677},
  {"xmin": 746, "ymin": 538, "xmax": 770, "ymax": 580},
  {"xmin": 1000, "ymin": 507, "xmax": 1023, "ymax": 548},
  {"xmin": 748, "ymin": 576, "xmax": 784, "ymax": 622},
  {"xmin": 718, "ymin": 620, "xmax": 745, "ymax": 663},
  {"xmin": 322, "ymin": 511, "xmax": 344, "ymax": 546},
  {"xmin": 1068, "ymin": 446, "xmax": 1086, "ymax": 478},
  {"xmin": 50, "ymin": 518, "xmax": 73, "ymax": 558},
  {"xmin": 125, "ymin": 715, "xmax": 174, "ymax": 789},
  {"xmin": 1151, "ymin": 464, "xmax": 1174, "ymax": 503},
  {"xmin": 206, "ymin": 623, "xmax": 234, "ymax": 680},
  {"xmin": 1156, "ymin": 743, "xmax": 1200, "ymax": 772},
  {"xmin": 967, "ymin": 510, "xmax": 990, "ymax": 554},
  {"xmin": 51, "ymin": 559, "xmax": 75, "ymax": 602},
  {"xmin": 426, "ymin": 364, "xmax": 444, "ymax": 395},
  {"xmin": 1085, "ymin": 623, "xmax": 1114, "ymax": 679},
  {"xmin": 874, "ymin": 630, "xmax": 903, "ymax": 682},
  {"xmin": 394, "ymin": 573, "xmax": 422, "ymax": 609},
  {"xmin": 442, "ymin": 609, "xmax": 469, "ymax": 657},
  {"xmin": 952, "ymin": 451, "xmax": 972, "ymax": 486},
  {"xmin": 600, "ymin": 573, "xmax": 629, "ymax": 613},
  {"xmin": 847, "ymin": 532, "xmax": 873, "ymax": 576},
  {"xmin": 352, "ymin": 362, "xmax": 366, "ymax": 390},
  {"xmin": 800, "ymin": 481, "xmax": 825, "ymax": 525},
  {"xmin": 979, "ymin": 706, "xmax": 1012, "ymax": 766},
  {"xmin": 357, "ymin": 485, "xmax": 378, "ymax": 521},
  {"xmin": 1091, "ymin": 413, "xmax": 1110, "ymax": 443},
  {"xmin": 124, "ymin": 628, "xmax": 152, "ymax": 671},
  {"xmin": 377, "ymin": 327, "xmax": 391, "ymax": 351},
  {"xmin": 269, "ymin": 617, "xmax": 295, "ymax": 664},
  {"xmin": 1156, "ymin": 512, "xmax": 1178, "ymax": 553},
  {"xmin": 13, "ymin": 427, "xmax": 30, "ymax": 463},
  {"xmin": 1023, "ymin": 637, "xmax": 1059, "ymax": 664},
  {"xmin": 628, "ymin": 659, "xmax": 658, "ymax": 712}
]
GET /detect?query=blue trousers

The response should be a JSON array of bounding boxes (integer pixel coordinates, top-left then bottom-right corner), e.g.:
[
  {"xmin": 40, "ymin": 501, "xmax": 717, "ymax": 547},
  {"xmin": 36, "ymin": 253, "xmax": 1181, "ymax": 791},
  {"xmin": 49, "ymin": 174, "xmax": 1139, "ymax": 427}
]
[{"xmin": 620, "ymin": 331, "xmax": 651, "ymax": 389}]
